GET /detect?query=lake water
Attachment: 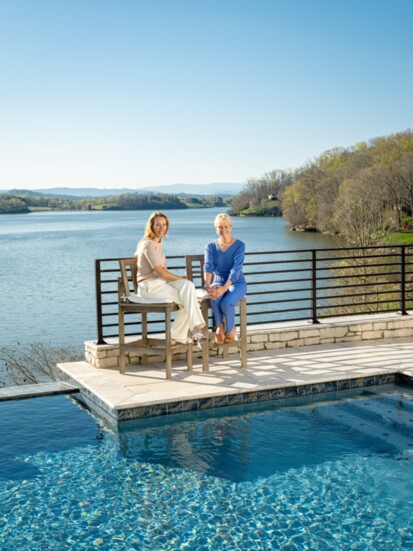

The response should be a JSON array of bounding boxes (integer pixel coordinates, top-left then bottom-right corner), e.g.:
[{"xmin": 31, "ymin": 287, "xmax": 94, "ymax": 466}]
[{"xmin": 0, "ymin": 209, "xmax": 335, "ymax": 348}]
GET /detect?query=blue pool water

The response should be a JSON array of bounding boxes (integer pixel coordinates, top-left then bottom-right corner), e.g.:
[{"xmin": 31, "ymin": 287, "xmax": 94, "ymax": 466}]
[{"xmin": 1, "ymin": 385, "xmax": 413, "ymax": 550}]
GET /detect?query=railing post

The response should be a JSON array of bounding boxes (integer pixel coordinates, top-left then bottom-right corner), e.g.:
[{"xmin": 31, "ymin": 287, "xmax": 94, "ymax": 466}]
[
  {"xmin": 400, "ymin": 245, "xmax": 408, "ymax": 315},
  {"xmin": 95, "ymin": 259, "xmax": 107, "ymax": 344},
  {"xmin": 311, "ymin": 249, "xmax": 320, "ymax": 324}
]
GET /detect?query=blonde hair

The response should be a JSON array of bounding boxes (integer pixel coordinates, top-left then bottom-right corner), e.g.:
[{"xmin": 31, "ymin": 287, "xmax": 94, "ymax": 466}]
[
  {"xmin": 137, "ymin": 211, "xmax": 170, "ymax": 247},
  {"xmin": 214, "ymin": 212, "xmax": 233, "ymax": 228}
]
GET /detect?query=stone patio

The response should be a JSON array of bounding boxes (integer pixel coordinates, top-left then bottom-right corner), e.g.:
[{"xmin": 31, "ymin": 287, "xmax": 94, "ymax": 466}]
[{"xmin": 57, "ymin": 330, "xmax": 413, "ymax": 423}]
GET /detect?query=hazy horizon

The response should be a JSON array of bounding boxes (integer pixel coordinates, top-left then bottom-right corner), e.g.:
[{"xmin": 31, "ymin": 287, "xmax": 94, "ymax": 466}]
[
  {"xmin": 1, "ymin": 0, "xmax": 412, "ymax": 190},
  {"xmin": 0, "ymin": 182, "xmax": 243, "ymax": 192}
]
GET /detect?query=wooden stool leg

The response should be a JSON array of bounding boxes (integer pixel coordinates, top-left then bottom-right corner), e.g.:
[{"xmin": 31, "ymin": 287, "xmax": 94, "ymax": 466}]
[
  {"xmin": 142, "ymin": 312, "xmax": 149, "ymax": 367},
  {"xmin": 222, "ymin": 321, "xmax": 228, "ymax": 359},
  {"xmin": 165, "ymin": 311, "xmax": 172, "ymax": 380},
  {"xmin": 201, "ymin": 302, "xmax": 209, "ymax": 372},
  {"xmin": 240, "ymin": 300, "xmax": 247, "ymax": 368},
  {"xmin": 119, "ymin": 307, "xmax": 126, "ymax": 374},
  {"xmin": 187, "ymin": 342, "xmax": 193, "ymax": 371}
]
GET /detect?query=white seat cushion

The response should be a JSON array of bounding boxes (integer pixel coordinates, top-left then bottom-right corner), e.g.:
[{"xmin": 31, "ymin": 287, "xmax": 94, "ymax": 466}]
[
  {"xmin": 196, "ymin": 289, "xmax": 210, "ymax": 299},
  {"xmin": 126, "ymin": 293, "xmax": 174, "ymax": 304}
]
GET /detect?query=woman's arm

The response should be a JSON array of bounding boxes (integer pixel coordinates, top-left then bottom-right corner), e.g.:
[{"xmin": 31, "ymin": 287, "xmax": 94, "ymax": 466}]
[
  {"xmin": 204, "ymin": 242, "xmax": 219, "ymax": 295},
  {"xmin": 204, "ymin": 271, "xmax": 213, "ymax": 286},
  {"xmin": 227, "ymin": 242, "xmax": 245, "ymax": 283},
  {"xmin": 153, "ymin": 265, "xmax": 186, "ymax": 281},
  {"xmin": 141, "ymin": 240, "xmax": 185, "ymax": 281}
]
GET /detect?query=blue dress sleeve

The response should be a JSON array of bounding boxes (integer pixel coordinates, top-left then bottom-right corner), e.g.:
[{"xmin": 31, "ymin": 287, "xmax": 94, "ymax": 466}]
[
  {"xmin": 227, "ymin": 241, "xmax": 245, "ymax": 284},
  {"xmin": 204, "ymin": 242, "xmax": 215, "ymax": 274}
]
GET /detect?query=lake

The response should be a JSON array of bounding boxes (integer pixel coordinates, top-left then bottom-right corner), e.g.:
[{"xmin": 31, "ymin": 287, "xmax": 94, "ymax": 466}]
[{"xmin": 0, "ymin": 208, "xmax": 335, "ymax": 348}]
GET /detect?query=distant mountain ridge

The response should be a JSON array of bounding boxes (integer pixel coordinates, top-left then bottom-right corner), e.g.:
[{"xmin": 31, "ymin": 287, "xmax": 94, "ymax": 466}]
[{"xmin": 0, "ymin": 183, "xmax": 244, "ymax": 198}]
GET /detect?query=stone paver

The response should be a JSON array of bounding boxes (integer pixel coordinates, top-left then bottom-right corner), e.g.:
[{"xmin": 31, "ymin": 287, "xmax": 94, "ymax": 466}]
[{"xmin": 56, "ymin": 337, "xmax": 413, "ymax": 419}]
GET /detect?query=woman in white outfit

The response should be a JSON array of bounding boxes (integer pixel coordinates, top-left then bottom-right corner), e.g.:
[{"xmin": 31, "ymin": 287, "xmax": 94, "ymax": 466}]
[{"xmin": 135, "ymin": 211, "xmax": 205, "ymax": 344}]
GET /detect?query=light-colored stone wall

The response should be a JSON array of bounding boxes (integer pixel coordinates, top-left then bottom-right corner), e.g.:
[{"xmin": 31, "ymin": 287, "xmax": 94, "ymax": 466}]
[{"xmin": 85, "ymin": 312, "xmax": 413, "ymax": 369}]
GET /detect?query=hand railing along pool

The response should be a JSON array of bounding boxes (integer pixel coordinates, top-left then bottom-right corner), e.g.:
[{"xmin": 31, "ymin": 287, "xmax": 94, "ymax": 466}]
[{"xmin": 95, "ymin": 245, "xmax": 413, "ymax": 345}]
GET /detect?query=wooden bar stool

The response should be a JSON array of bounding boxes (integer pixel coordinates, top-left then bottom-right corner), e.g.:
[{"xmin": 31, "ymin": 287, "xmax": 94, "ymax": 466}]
[
  {"xmin": 185, "ymin": 254, "xmax": 247, "ymax": 371},
  {"xmin": 118, "ymin": 258, "xmax": 193, "ymax": 380}
]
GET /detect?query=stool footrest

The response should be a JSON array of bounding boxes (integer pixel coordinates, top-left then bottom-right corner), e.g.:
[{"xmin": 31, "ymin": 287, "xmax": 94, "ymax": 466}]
[{"xmin": 120, "ymin": 343, "xmax": 189, "ymax": 354}]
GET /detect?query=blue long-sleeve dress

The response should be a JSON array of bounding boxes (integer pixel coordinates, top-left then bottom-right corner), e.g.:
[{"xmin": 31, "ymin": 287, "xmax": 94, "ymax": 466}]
[{"xmin": 204, "ymin": 239, "xmax": 247, "ymax": 332}]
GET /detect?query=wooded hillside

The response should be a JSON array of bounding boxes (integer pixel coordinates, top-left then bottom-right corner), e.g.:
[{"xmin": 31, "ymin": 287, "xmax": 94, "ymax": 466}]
[
  {"xmin": 230, "ymin": 130, "xmax": 413, "ymax": 245},
  {"xmin": 0, "ymin": 191, "xmax": 228, "ymax": 214}
]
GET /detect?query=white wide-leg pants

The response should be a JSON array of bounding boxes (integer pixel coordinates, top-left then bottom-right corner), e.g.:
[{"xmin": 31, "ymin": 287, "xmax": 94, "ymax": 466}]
[{"xmin": 138, "ymin": 278, "xmax": 205, "ymax": 341}]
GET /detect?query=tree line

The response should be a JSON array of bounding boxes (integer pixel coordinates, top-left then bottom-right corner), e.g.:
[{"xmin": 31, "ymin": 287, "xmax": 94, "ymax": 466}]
[
  {"xmin": 231, "ymin": 130, "xmax": 413, "ymax": 246},
  {"xmin": 0, "ymin": 191, "xmax": 227, "ymax": 214}
]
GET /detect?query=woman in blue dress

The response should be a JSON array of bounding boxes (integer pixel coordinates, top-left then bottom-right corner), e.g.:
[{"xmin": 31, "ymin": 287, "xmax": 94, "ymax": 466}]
[{"xmin": 204, "ymin": 213, "xmax": 247, "ymax": 344}]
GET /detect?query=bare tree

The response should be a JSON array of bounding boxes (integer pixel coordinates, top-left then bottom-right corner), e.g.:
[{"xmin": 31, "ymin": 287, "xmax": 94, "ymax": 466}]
[
  {"xmin": 334, "ymin": 168, "xmax": 398, "ymax": 247},
  {"xmin": 380, "ymin": 164, "xmax": 406, "ymax": 228},
  {"xmin": 0, "ymin": 343, "xmax": 81, "ymax": 387},
  {"xmin": 397, "ymin": 152, "xmax": 413, "ymax": 216}
]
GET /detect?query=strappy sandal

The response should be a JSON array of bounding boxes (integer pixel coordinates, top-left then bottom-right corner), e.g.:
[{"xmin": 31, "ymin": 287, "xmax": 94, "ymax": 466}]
[
  {"xmin": 192, "ymin": 331, "xmax": 207, "ymax": 342},
  {"xmin": 215, "ymin": 334, "xmax": 225, "ymax": 345}
]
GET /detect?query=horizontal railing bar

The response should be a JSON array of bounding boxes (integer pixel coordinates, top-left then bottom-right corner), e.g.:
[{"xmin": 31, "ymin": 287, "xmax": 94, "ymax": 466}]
[
  {"xmin": 245, "ymin": 268, "xmax": 312, "ymax": 276},
  {"xmin": 325, "ymin": 290, "xmax": 400, "ymax": 301},
  {"xmin": 250, "ymin": 306, "xmax": 310, "ymax": 315},
  {"xmin": 244, "ymin": 245, "xmax": 412, "ymax": 255},
  {"xmin": 243, "ymin": 258, "xmax": 312, "ymax": 266},
  {"xmin": 96, "ymin": 247, "xmax": 413, "ymax": 265},
  {"xmin": 97, "ymin": 268, "xmax": 412, "ymax": 282},
  {"xmin": 320, "ymin": 262, "xmax": 401, "ymax": 271},
  {"xmin": 244, "ymin": 268, "xmax": 311, "ymax": 282},
  {"xmin": 247, "ymin": 277, "xmax": 311, "ymax": 285},
  {"xmin": 316, "ymin": 270, "xmax": 401, "ymax": 281},
  {"xmin": 251, "ymin": 287, "xmax": 312, "ymax": 295},
  {"xmin": 247, "ymin": 316, "xmax": 313, "ymax": 324},
  {"xmin": 317, "ymin": 309, "xmax": 400, "ymax": 319},
  {"xmin": 314, "ymin": 281, "xmax": 400, "ymax": 291},
  {"xmin": 249, "ymin": 299, "xmax": 311, "ymax": 306},
  {"xmin": 316, "ymin": 252, "xmax": 401, "ymax": 262},
  {"xmin": 317, "ymin": 287, "xmax": 398, "ymax": 296},
  {"xmin": 101, "ymin": 281, "xmax": 405, "ymax": 304},
  {"xmin": 318, "ymin": 245, "xmax": 412, "ymax": 252},
  {"xmin": 317, "ymin": 298, "xmax": 402, "ymax": 310}
]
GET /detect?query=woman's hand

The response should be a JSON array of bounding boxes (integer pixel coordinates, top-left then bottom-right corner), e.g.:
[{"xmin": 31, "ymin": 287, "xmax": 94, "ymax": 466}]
[{"xmin": 205, "ymin": 285, "xmax": 224, "ymax": 300}]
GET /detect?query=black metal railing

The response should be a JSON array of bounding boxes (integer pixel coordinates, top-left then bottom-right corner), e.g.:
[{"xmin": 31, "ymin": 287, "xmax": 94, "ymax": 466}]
[{"xmin": 95, "ymin": 245, "xmax": 413, "ymax": 344}]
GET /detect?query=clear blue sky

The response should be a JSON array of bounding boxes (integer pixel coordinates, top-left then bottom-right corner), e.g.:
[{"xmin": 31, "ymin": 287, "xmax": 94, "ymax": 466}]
[{"xmin": 1, "ymin": 0, "xmax": 412, "ymax": 190}]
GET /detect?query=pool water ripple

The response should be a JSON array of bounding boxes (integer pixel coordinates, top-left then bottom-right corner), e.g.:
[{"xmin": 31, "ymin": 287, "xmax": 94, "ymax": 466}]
[{"xmin": 1, "ymin": 388, "xmax": 413, "ymax": 550}]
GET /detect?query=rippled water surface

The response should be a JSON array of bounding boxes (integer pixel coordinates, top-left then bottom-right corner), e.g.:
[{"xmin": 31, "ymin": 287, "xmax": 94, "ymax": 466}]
[
  {"xmin": 1, "ymin": 385, "xmax": 413, "ymax": 550},
  {"xmin": 0, "ymin": 209, "xmax": 334, "ymax": 347}
]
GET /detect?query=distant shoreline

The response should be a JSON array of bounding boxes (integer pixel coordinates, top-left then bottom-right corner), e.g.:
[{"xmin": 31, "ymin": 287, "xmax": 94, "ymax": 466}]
[
  {"xmin": 0, "ymin": 205, "xmax": 219, "ymax": 215},
  {"xmin": 0, "ymin": 191, "xmax": 230, "ymax": 215}
]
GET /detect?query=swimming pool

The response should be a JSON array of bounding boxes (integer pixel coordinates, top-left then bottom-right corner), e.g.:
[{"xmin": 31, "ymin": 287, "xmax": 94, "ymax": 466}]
[{"xmin": 1, "ymin": 385, "xmax": 413, "ymax": 550}]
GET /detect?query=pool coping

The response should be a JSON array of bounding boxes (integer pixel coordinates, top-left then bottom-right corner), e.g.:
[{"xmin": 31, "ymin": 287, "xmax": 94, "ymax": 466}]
[
  {"xmin": 55, "ymin": 337, "xmax": 413, "ymax": 424},
  {"xmin": 0, "ymin": 382, "xmax": 79, "ymax": 402},
  {"xmin": 79, "ymin": 372, "xmax": 407, "ymax": 425}
]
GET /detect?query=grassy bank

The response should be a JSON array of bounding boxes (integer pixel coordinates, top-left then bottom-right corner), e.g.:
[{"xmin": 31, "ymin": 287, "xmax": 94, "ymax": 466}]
[{"xmin": 385, "ymin": 231, "xmax": 413, "ymax": 245}]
